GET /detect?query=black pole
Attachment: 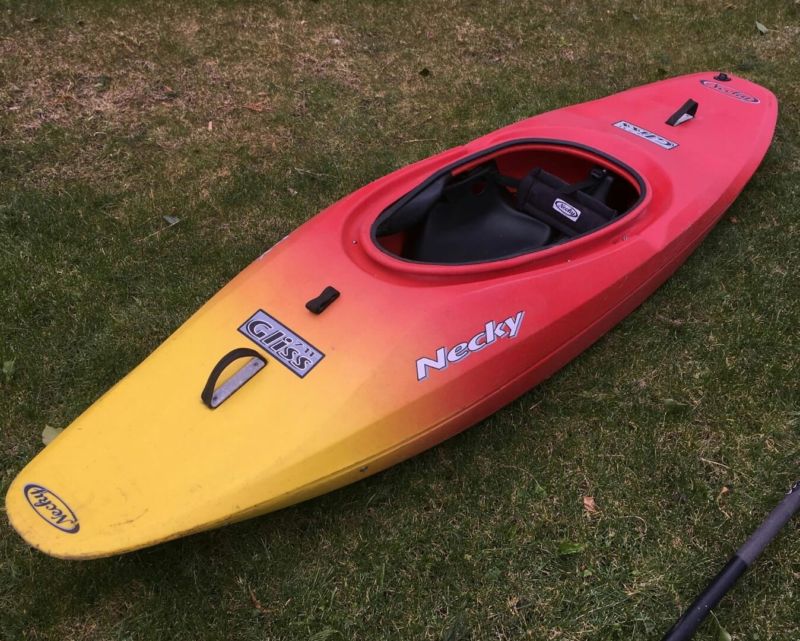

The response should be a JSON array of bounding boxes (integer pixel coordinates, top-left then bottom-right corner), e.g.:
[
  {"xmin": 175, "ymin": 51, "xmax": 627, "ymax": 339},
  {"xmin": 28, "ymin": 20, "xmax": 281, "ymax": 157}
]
[{"xmin": 661, "ymin": 480, "xmax": 800, "ymax": 641}]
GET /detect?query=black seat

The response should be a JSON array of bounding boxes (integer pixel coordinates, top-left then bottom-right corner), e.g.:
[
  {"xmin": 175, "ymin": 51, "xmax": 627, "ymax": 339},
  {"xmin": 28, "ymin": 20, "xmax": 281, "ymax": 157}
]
[
  {"xmin": 408, "ymin": 179, "xmax": 552, "ymax": 263},
  {"xmin": 374, "ymin": 160, "xmax": 623, "ymax": 265}
]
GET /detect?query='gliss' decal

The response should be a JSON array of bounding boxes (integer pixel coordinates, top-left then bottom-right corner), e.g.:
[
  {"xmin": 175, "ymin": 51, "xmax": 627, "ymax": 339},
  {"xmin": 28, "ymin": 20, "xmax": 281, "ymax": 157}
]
[
  {"xmin": 416, "ymin": 311, "xmax": 525, "ymax": 381},
  {"xmin": 700, "ymin": 79, "xmax": 760, "ymax": 104},
  {"xmin": 613, "ymin": 121, "xmax": 678, "ymax": 150},
  {"xmin": 23, "ymin": 484, "xmax": 80, "ymax": 533},
  {"xmin": 239, "ymin": 310, "xmax": 324, "ymax": 377}
]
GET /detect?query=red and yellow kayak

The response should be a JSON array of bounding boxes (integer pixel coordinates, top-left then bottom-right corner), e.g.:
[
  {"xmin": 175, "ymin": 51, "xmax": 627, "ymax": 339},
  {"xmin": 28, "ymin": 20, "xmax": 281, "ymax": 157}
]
[{"xmin": 6, "ymin": 72, "xmax": 777, "ymax": 559}]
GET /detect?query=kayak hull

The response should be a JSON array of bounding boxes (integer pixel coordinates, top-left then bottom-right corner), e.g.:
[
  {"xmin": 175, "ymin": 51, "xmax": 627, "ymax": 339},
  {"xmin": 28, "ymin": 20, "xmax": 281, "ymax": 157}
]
[{"xmin": 6, "ymin": 72, "xmax": 777, "ymax": 558}]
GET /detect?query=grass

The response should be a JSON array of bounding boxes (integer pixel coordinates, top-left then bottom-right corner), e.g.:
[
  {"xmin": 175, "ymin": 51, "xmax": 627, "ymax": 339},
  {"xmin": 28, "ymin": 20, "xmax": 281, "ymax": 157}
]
[{"xmin": 1, "ymin": 0, "xmax": 798, "ymax": 639}]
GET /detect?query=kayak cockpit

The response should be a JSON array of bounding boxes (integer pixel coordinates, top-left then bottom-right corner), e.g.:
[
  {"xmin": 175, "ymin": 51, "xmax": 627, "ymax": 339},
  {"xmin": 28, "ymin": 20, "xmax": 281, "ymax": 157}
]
[{"xmin": 373, "ymin": 141, "xmax": 643, "ymax": 264}]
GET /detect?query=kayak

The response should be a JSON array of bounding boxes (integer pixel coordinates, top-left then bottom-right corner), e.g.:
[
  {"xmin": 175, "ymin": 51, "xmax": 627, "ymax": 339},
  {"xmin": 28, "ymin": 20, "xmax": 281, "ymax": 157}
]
[{"xmin": 6, "ymin": 72, "xmax": 777, "ymax": 559}]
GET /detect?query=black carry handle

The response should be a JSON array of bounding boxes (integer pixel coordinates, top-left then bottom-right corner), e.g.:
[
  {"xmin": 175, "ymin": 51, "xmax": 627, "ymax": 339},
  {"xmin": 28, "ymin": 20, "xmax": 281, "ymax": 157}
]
[
  {"xmin": 661, "ymin": 480, "xmax": 800, "ymax": 641},
  {"xmin": 201, "ymin": 348, "xmax": 267, "ymax": 409},
  {"xmin": 306, "ymin": 286, "xmax": 340, "ymax": 314},
  {"xmin": 666, "ymin": 99, "xmax": 699, "ymax": 127}
]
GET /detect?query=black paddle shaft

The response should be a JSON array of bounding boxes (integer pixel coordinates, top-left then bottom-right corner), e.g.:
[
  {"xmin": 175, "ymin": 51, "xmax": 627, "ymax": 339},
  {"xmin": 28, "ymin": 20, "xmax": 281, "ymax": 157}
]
[{"xmin": 661, "ymin": 480, "xmax": 800, "ymax": 641}]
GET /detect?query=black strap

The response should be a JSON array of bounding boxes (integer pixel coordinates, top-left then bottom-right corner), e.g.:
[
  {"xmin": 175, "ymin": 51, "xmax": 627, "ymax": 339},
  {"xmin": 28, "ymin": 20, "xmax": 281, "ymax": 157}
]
[
  {"xmin": 491, "ymin": 173, "xmax": 521, "ymax": 189},
  {"xmin": 201, "ymin": 348, "xmax": 266, "ymax": 409},
  {"xmin": 556, "ymin": 173, "xmax": 602, "ymax": 196}
]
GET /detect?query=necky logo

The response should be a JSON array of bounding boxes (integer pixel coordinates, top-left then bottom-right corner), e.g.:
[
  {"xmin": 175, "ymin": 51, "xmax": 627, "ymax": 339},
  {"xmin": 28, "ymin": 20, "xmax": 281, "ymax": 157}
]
[
  {"xmin": 613, "ymin": 121, "xmax": 678, "ymax": 150},
  {"xmin": 700, "ymin": 80, "xmax": 759, "ymax": 104},
  {"xmin": 239, "ymin": 310, "xmax": 324, "ymax": 378},
  {"xmin": 416, "ymin": 312, "xmax": 525, "ymax": 381},
  {"xmin": 553, "ymin": 198, "xmax": 581, "ymax": 222},
  {"xmin": 23, "ymin": 484, "xmax": 80, "ymax": 534}
]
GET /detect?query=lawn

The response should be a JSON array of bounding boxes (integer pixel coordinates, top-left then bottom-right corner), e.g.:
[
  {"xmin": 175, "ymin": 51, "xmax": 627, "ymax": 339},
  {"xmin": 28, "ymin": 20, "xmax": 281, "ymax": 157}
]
[{"xmin": 1, "ymin": 1, "xmax": 798, "ymax": 639}]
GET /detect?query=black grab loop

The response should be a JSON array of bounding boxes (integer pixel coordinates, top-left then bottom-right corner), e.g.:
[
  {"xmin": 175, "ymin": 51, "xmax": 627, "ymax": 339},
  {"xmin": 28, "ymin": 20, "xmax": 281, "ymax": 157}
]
[
  {"xmin": 666, "ymin": 98, "xmax": 699, "ymax": 127},
  {"xmin": 306, "ymin": 286, "xmax": 340, "ymax": 314},
  {"xmin": 201, "ymin": 348, "xmax": 266, "ymax": 409}
]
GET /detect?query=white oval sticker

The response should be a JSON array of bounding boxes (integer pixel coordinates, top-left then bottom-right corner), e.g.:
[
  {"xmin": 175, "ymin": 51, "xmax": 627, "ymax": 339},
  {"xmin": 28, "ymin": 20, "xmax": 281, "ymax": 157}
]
[
  {"xmin": 553, "ymin": 198, "xmax": 582, "ymax": 222},
  {"xmin": 700, "ymin": 79, "xmax": 760, "ymax": 104}
]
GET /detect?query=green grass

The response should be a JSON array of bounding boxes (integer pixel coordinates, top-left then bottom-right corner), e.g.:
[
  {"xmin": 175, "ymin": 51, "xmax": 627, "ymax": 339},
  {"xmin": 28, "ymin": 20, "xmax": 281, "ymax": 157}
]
[{"xmin": 1, "ymin": 1, "xmax": 798, "ymax": 639}]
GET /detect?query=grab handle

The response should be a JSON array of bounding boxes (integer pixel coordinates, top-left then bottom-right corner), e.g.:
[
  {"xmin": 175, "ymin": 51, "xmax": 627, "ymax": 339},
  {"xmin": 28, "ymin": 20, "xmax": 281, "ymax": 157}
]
[
  {"xmin": 666, "ymin": 99, "xmax": 698, "ymax": 126},
  {"xmin": 201, "ymin": 348, "xmax": 266, "ymax": 409}
]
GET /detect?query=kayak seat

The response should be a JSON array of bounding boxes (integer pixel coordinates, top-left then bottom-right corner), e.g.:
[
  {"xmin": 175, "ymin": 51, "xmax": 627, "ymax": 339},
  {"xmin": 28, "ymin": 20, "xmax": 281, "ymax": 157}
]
[
  {"xmin": 408, "ymin": 179, "xmax": 553, "ymax": 263},
  {"xmin": 374, "ymin": 155, "xmax": 633, "ymax": 264}
]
